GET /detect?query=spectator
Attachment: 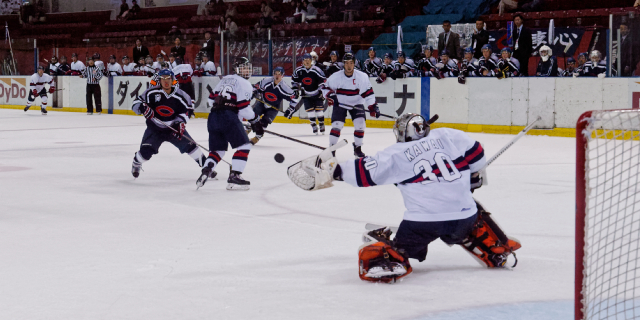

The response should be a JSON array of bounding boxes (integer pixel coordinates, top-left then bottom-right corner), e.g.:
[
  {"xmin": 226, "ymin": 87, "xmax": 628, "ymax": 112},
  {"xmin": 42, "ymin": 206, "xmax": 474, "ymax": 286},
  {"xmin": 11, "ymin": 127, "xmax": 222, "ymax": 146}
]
[
  {"xmin": 225, "ymin": 17, "xmax": 239, "ymax": 39},
  {"xmin": 117, "ymin": 0, "xmax": 129, "ymax": 21},
  {"xmin": 580, "ymin": 50, "xmax": 607, "ymax": 77},
  {"xmin": 257, "ymin": 1, "xmax": 275, "ymax": 33},
  {"xmin": 225, "ymin": 3, "xmax": 237, "ymax": 19},
  {"xmin": 107, "ymin": 55, "xmax": 123, "ymax": 76},
  {"xmin": 202, "ymin": 32, "xmax": 215, "ymax": 61},
  {"xmin": 535, "ymin": 45, "xmax": 557, "ymax": 77},
  {"xmin": 498, "ymin": 0, "xmax": 518, "ymax": 16},
  {"xmin": 303, "ymin": 0, "xmax": 318, "ymax": 22},
  {"xmin": 471, "ymin": 19, "xmax": 489, "ymax": 59},
  {"xmin": 512, "ymin": 14, "xmax": 532, "ymax": 76},
  {"xmin": 57, "ymin": 56, "xmax": 71, "ymax": 75},
  {"xmin": 619, "ymin": 23, "xmax": 638, "ymax": 77},
  {"xmin": 289, "ymin": 1, "xmax": 306, "ymax": 24},
  {"xmin": 170, "ymin": 37, "xmax": 186, "ymax": 60},
  {"xmin": 168, "ymin": 26, "xmax": 182, "ymax": 38},
  {"xmin": 560, "ymin": 57, "xmax": 577, "ymax": 77},
  {"xmin": 204, "ymin": 0, "xmax": 225, "ymax": 16},
  {"xmin": 69, "ymin": 53, "xmax": 85, "ymax": 75},
  {"xmin": 520, "ymin": 0, "xmax": 543, "ymax": 12},
  {"xmin": 79, "ymin": 56, "xmax": 103, "ymax": 115},
  {"xmin": 437, "ymin": 20, "xmax": 461, "ymax": 60},
  {"xmin": 133, "ymin": 39, "xmax": 150, "ymax": 63},
  {"xmin": 129, "ymin": 0, "xmax": 141, "ymax": 19},
  {"xmin": 217, "ymin": 16, "xmax": 226, "ymax": 34}
]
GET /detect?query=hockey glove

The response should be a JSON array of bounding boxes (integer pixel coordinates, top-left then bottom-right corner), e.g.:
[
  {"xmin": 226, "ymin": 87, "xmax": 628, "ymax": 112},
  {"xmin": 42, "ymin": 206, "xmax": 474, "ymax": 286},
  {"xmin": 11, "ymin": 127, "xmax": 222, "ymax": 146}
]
[
  {"xmin": 284, "ymin": 106, "xmax": 296, "ymax": 119},
  {"xmin": 141, "ymin": 103, "xmax": 154, "ymax": 120},
  {"xmin": 248, "ymin": 115, "xmax": 265, "ymax": 136},
  {"xmin": 325, "ymin": 91, "xmax": 337, "ymax": 106},
  {"xmin": 48, "ymin": 87, "xmax": 56, "ymax": 94},
  {"xmin": 293, "ymin": 88, "xmax": 300, "ymax": 100},
  {"xmin": 367, "ymin": 103, "xmax": 380, "ymax": 118},
  {"xmin": 172, "ymin": 121, "xmax": 186, "ymax": 139},
  {"xmin": 31, "ymin": 89, "xmax": 38, "ymax": 96},
  {"xmin": 375, "ymin": 73, "xmax": 387, "ymax": 84}
]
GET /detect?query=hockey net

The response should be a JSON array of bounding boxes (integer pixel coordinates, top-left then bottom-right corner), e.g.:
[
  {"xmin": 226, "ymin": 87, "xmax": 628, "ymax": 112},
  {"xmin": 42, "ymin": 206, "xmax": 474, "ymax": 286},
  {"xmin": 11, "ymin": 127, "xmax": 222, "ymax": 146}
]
[{"xmin": 576, "ymin": 109, "xmax": 640, "ymax": 320}]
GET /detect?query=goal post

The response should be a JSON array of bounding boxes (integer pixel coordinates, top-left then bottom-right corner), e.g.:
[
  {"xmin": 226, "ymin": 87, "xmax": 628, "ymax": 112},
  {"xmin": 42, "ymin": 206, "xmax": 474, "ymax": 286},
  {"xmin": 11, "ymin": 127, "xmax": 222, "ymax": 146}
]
[{"xmin": 575, "ymin": 109, "xmax": 640, "ymax": 320}]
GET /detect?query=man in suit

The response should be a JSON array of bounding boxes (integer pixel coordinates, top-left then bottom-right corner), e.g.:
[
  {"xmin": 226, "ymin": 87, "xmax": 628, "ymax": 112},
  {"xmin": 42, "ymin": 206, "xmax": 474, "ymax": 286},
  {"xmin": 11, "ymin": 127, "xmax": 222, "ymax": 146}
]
[
  {"xmin": 620, "ymin": 23, "xmax": 638, "ymax": 77},
  {"xmin": 437, "ymin": 20, "xmax": 461, "ymax": 61},
  {"xmin": 512, "ymin": 14, "xmax": 533, "ymax": 76},
  {"xmin": 202, "ymin": 31, "xmax": 215, "ymax": 61},
  {"xmin": 133, "ymin": 39, "xmax": 150, "ymax": 64},
  {"xmin": 471, "ymin": 19, "xmax": 489, "ymax": 59},
  {"xmin": 170, "ymin": 37, "xmax": 187, "ymax": 61}
]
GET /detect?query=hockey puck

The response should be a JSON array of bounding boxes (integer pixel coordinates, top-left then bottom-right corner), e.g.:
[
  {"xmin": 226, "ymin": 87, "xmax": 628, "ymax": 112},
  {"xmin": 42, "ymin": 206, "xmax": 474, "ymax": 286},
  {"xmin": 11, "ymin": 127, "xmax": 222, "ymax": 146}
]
[{"xmin": 274, "ymin": 153, "xmax": 285, "ymax": 163}]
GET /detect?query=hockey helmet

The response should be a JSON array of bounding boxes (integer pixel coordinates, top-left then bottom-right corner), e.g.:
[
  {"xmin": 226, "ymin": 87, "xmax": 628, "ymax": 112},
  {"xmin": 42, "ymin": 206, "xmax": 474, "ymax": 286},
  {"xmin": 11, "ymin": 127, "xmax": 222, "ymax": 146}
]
[
  {"xmin": 234, "ymin": 56, "xmax": 252, "ymax": 79},
  {"xmin": 158, "ymin": 69, "xmax": 178, "ymax": 86},
  {"xmin": 194, "ymin": 55, "xmax": 202, "ymax": 62},
  {"xmin": 440, "ymin": 49, "xmax": 450, "ymax": 57},
  {"xmin": 539, "ymin": 45, "xmax": 552, "ymax": 62},
  {"xmin": 481, "ymin": 44, "xmax": 492, "ymax": 51},
  {"xmin": 578, "ymin": 52, "xmax": 588, "ymax": 60},
  {"xmin": 109, "ymin": 54, "xmax": 116, "ymax": 61},
  {"xmin": 156, "ymin": 53, "xmax": 163, "ymax": 58},
  {"xmin": 501, "ymin": 47, "xmax": 512, "ymax": 55},
  {"xmin": 330, "ymin": 50, "xmax": 338, "ymax": 57},
  {"xmin": 464, "ymin": 47, "xmax": 474, "ymax": 54},
  {"xmin": 302, "ymin": 53, "xmax": 312, "ymax": 60},
  {"xmin": 383, "ymin": 52, "xmax": 393, "ymax": 60},
  {"xmin": 93, "ymin": 52, "xmax": 100, "ymax": 60},
  {"xmin": 343, "ymin": 52, "xmax": 356, "ymax": 62},
  {"xmin": 37, "ymin": 65, "xmax": 44, "ymax": 71},
  {"xmin": 368, "ymin": 46, "xmax": 375, "ymax": 52},
  {"xmin": 71, "ymin": 52, "xmax": 78, "ymax": 58},
  {"xmin": 201, "ymin": 53, "xmax": 210, "ymax": 59},
  {"xmin": 122, "ymin": 55, "xmax": 129, "ymax": 60},
  {"xmin": 175, "ymin": 57, "xmax": 183, "ymax": 65},
  {"xmin": 397, "ymin": 51, "xmax": 406, "ymax": 58},
  {"xmin": 567, "ymin": 57, "xmax": 576, "ymax": 64},
  {"xmin": 423, "ymin": 45, "xmax": 434, "ymax": 53},
  {"xmin": 393, "ymin": 113, "xmax": 430, "ymax": 143},
  {"xmin": 273, "ymin": 66, "xmax": 285, "ymax": 76}
]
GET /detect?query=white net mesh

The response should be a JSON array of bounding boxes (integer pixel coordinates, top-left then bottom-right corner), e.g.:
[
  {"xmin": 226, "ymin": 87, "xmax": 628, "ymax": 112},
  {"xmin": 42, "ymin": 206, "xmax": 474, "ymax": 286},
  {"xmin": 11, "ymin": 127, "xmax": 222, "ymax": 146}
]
[{"xmin": 582, "ymin": 110, "xmax": 640, "ymax": 319}]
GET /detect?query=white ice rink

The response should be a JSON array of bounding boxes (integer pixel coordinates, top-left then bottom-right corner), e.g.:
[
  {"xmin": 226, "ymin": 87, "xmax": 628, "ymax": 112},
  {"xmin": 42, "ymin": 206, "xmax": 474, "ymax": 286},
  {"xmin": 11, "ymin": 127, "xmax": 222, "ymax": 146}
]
[{"xmin": 0, "ymin": 109, "xmax": 575, "ymax": 319}]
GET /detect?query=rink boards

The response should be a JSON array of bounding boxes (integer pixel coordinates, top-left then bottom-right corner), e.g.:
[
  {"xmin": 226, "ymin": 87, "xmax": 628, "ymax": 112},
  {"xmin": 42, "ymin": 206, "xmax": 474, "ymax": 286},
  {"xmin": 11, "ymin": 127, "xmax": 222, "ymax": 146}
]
[{"xmin": 1, "ymin": 75, "xmax": 638, "ymax": 135}]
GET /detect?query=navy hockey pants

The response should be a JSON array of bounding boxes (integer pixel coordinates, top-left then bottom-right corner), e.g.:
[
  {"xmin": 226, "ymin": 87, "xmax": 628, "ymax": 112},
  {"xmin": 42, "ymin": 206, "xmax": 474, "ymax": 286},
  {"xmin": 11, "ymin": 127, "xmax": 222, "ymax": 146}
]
[
  {"xmin": 253, "ymin": 101, "xmax": 278, "ymax": 128},
  {"xmin": 139, "ymin": 125, "xmax": 197, "ymax": 159},
  {"xmin": 394, "ymin": 213, "xmax": 478, "ymax": 262},
  {"xmin": 207, "ymin": 109, "xmax": 250, "ymax": 151}
]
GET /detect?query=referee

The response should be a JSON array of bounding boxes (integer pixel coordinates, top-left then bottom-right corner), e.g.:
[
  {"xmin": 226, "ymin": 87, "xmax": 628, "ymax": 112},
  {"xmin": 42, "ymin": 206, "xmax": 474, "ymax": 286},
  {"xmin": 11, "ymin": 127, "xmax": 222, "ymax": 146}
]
[{"xmin": 80, "ymin": 56, "xmax": 104, "ymax": 115}]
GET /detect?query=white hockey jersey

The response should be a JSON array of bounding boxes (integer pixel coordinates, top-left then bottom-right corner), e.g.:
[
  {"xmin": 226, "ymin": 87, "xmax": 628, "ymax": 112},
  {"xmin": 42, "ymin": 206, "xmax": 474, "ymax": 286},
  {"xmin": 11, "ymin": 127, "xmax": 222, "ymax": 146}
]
[
  {"xmin": 208, "ymin": 74, "xmax": 255, "ymax": 121},
  {"xmin": 322, "ymin": 69, "xmax": 376, "ymax": 110},
  {"xmin": 71, "ymin": 60, "xmax": 85, "ymax": 72},
  {"xmin": 29, "ymin": 73, "xmax": 54, "ymax": 91},
  {"xmin": 122, "ymin": 62, "xmax": 138, "ymax": 74},
  {"xmin": 203, "ymin": 61, "xmax": 216, "ymax": 75},
  {"xmin": 341, "ymin": 128, "xmax": 486, "ymax": 222},
  {"xmin": 107, "ymin": 62, "xmax": 123, "ymax": 76}
]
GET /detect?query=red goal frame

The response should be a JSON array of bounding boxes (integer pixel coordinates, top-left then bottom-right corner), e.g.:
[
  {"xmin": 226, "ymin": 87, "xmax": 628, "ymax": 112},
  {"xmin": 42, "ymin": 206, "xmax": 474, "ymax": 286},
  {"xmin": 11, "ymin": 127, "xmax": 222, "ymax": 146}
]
[{"xmin": 575, "ymin": 111, "xmax": 591, "ymax": 320}]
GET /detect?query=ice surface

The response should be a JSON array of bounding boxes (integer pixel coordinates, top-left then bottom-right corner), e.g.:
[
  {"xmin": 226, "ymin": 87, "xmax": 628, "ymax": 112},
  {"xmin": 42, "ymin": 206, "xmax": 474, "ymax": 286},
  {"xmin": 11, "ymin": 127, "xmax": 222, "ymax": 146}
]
[{"xmin": 0, "ymin": 109, "xmax": 575, "ymax": 319}]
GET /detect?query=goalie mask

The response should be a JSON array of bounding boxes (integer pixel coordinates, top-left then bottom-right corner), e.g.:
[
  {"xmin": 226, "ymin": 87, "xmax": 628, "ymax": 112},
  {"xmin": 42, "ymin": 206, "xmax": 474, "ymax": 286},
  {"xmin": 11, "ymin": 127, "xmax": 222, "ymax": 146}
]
[
  {"xmin": 539, "ymin": 45, "xmax": 552, "ymax": 62},
  {"xmin": 590, "ymin": 50, "xmax": 602, "ymax": 64},
  {"xmin": 393, "ymin": 113, "xmax": 430, "ymax": 143},
  {"xmin": 234, "ymin": 56, "xmax": 252, "ymax": 79}
]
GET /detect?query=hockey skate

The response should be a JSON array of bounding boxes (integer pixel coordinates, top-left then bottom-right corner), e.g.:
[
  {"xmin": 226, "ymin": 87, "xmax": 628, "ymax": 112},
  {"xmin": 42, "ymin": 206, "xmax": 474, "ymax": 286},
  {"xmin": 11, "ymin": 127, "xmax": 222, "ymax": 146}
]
[
  {"xmin": 196, "ymin": 162, "xmax": 218, "ymax": 190},
  {"xmin": 227, "ymin": 171, "xmax": 250, "ymax": 190},
  {"xmin": 131, "ymin": 159, "xmax": 142, "ymax": 178},
  {"xmin": 87, "ymin": 111, "xmax": 93, "ymax": 115},
  {"xmin": 353, "ymin": 143, "xmax": 365, "ymax": 158},
  {"xmin": 24, "ymin": 105, "xmax": 30, "ymax": 112},
  {"xmin": 41, "ymin": 107, "xmax": 47, "ymax": 115},
  {"xmin": 365, "ymin": 260, "xmax": 407, "ymax": 278},
  {"xmin": 312, "ymin": 125, "xmax": 318, "ymax": 135},
  {"xmin": 319, "ymin": 122, "xmax": 326, "ymax": 135}
]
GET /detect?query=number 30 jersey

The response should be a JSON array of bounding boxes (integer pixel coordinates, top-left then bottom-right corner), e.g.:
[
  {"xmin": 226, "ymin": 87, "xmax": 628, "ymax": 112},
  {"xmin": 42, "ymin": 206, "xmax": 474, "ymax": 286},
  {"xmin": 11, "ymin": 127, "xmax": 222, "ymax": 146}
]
[{"xmin": 340, "ymin": 128, "xmax": 486, "ymax": 222}]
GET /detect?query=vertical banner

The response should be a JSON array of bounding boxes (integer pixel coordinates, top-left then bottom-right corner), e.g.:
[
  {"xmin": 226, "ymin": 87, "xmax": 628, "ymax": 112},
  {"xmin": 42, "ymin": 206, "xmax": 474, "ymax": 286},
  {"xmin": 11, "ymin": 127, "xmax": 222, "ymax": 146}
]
[{"xmin": 507, "ymin": 21, "xmax": 514, "ymax": 48}]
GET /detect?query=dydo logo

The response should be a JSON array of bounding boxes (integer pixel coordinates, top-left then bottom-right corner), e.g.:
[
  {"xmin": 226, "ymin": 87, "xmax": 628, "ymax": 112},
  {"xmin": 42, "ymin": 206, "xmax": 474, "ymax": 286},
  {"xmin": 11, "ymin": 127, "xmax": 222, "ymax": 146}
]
[{"xmin": 0, "ymin": 77, "xmax": 27, "ymax": 103}]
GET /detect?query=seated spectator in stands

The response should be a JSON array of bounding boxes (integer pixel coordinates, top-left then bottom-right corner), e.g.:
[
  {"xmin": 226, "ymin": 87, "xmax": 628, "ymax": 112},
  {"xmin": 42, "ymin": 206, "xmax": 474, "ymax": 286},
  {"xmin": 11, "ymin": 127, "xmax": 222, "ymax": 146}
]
[
  {"xmin": 133, "ymin": 39, "xmax": 150, "ymax": 64},
  {"xmin": 70, "ymin": 53, "xmax": 85, "ymax": 75},
  {"xmin": 168, "ymin": 26, "xmax": 182, "ymax": 38},
  {"xmin": 498, "ymin": 0, "xmax": 517, "ymax": 16},
  {"xmin": 129, "ymin": 0, "xmax": 141, "ymax": 19},
  {"xmin": 560, "ymin": 57, "xmax": 577, "ymax": 77},
  {"xmin": 303, "ymin": 0, "xmax": 318, "ymax": 22},
  {"xmin": 520, "ymin": 0, "xmax": 543, "ymax": 12},
  {"xmin": 122, "ymin": 56, "xmax": 138, "ymax": 75},
  {"xmin": 257, "ymin": 1, "xmax": 275, "ymax": 33},
  {"xmin": 636, "ymin": 0, "xmax": 640, "ymax": 7},
  {"xmin": 535, "ymin": 45, "xmax": 557, "ymax": 77},
  {"xmin": 580, "ymin": 50, "xmax": 607, "ymax": 78},
  {"xmin": 217, "ymin": 16, "xmax": 226, "ymax": 34},
  {"xmin": 170, "ymin": 37, "xmax": 186, "ymax": 60},
  {"xmin": 225, "ymin": 17, "xmax": 238, "ymax": 39},
  {"xmin": 225, "ymin": 3, "xmax": 237, "ymax": 19},
  {"xmin": 57, "ymin": 56, "xmax": 71, "ymax": 76},
  {"xmin": 117, "ymin": 0, "xmax": 129, "ymax": 21}
]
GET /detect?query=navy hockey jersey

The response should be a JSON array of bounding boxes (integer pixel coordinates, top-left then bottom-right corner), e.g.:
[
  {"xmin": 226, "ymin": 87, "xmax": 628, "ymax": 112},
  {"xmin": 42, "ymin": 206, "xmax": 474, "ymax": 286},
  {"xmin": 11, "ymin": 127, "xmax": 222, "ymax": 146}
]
[
  {"xmin": 254, "ymin": 77, "xmax": 297, "ymax": 110},
  {"xmin": 132, "ymin": 86, "xmax": 193, "ymax": 130},
  {"xmin": 292, "ymin": 65, "xmax": 326, "ymax": 97}
]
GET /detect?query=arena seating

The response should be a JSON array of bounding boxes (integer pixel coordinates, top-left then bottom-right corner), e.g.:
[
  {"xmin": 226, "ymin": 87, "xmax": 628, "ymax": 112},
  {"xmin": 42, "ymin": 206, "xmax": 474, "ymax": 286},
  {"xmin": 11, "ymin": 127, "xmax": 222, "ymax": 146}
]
[{"xmin": 480, "ymin": 6, "xmax": 639, "ymax": 29}]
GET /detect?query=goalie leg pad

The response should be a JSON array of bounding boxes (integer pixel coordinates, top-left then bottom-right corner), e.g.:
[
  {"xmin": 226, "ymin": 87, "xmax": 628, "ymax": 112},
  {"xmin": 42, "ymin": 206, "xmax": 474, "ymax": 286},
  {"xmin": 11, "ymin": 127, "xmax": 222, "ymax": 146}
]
[
  {"xmin": 359, "ymin": 228, "xmax": 412, "ymax": 283},
  {"xmin": 459, "ymin": 203, "xmax": 521, "ymax": 268}
]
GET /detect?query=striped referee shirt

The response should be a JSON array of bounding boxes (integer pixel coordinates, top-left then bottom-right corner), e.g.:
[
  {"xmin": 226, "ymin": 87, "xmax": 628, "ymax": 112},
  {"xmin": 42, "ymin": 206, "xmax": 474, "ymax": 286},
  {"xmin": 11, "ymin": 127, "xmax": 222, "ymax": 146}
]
[{"xmin": 81, "ymin": 65, "xmax": 103, "ymax": 84}]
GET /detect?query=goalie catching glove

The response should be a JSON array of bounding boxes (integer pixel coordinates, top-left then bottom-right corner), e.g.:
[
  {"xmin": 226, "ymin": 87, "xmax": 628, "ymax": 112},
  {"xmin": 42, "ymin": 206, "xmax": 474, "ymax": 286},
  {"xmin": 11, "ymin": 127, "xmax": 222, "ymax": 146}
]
[{"xmin": 287, "ymin": 139, "xmax": 348, "ymax": 191}]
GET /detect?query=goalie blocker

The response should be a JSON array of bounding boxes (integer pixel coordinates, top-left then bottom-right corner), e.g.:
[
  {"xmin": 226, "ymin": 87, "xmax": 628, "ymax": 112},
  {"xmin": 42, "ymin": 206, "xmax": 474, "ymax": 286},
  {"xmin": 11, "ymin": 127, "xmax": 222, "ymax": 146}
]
[{"xmin": 288, "ymin": 114, "xmax": 521, "ymax": 283}]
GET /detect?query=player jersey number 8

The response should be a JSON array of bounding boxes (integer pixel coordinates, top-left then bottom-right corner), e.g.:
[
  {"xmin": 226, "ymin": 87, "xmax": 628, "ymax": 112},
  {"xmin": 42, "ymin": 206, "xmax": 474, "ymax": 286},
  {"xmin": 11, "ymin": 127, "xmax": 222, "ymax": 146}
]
[{"xmin": 413, "ymin": 152, "xmax": 462, "ymax": 184}]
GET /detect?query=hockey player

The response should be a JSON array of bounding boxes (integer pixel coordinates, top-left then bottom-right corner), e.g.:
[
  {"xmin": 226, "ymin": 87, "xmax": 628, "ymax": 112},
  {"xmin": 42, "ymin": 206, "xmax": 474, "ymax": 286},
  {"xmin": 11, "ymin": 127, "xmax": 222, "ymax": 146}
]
[
  {"xmin": 496, "ymin": 47, "xmax": 520, "ymax": 78},
  {"xmin": 458, "ymin": 47, "xmax": 478, "ymax": 84},
  {"xmin": 168, "ymin": 53, "xmax": 178, "ymax": 69},
  {"xmin": 93, "ymin": 53, "xmax": 105, "ymax": 72},
  {"xmin": 45, "ymin": 56, "xmax": 60, "ymax": 76},
  {"xmin": 580, "ymin": 50, "xmax": 607, "ymax": 77},
  {"xmin": 288, "ymin": 113, "xmax": 521, "ymax": 283},
  {"xmin": 376, "ymin": 53, "xmax": 395, "ymax": 83},
  {"xmin": 152, "ymin": 54, "xmax": 165, "ymax": 72},
  {"xmin": 561, "ymin": 57, "xmax": 578, "ymax": 77},
  {"xmin": 576, "ymin": 52, "xmax": 588, "ymax": 74},
  {"xmin": 391, "ymin": 51, "xmax": 416, "ymax": 78},
  {"xmin": 141, "ymin": 56, "xmax": 156, "ymax": 77},
  {"xmin": 56, "ymin": 56, "xmax": 71, "ymax": 75},
  {"xmin": 290, "ymin": 53, "xmax": 326, "ymax": 134},
  {"xmin": 417, "ymin": 46, "xmax": 438, "ymax": 77},
  {"xmin": 172, "ymin": 57, "xmax": 195, "ymax": 105},
  {"xmin": 122, "ymin": 56, "xmax": 138, "ymax": 75},
  {"xmin": 202, "ymin": 53, "xmax": 216, "ymax": 76},
  {"xmin": 130, "ymin": 69, "xmax": 207, "ymax": 179},
  {"xmin": 24, "ymin": 66, "xmax": 55, "ymax": 115},
  {"xmin": 363, "ymin": 47, "xmax": 382, "ymax": 77},
  {"xmin": 248, "ymin": 66, "xmax": 297, "ymax": 144},
  {"xmin": 323, "ymin": 51, "xmax": 343, "ymax": 78},
  {"xmin": 193, "ymin": 55, "xmax": 204, "ymax": 77},
  {"xmin": 434, "ymin": 50, "xmax": 459, "ymax": 78},
  {"xmin": 322, "ymin": 52, "xmax": 379, "ymax": 157},
  {"xmin": 107, "ymin": 55, "xmax": 123, "ymax": 77},
  {"xmin": 478, "ymin": 44, "xmax": 499, "ymax": 77},
  {"xmin": 535, "ymin": 45, "xmax": 558, "ymax": 77},
  {"xmin": 69, "ymin": 53, "xmax": 85, "ymax": 75},
  {"xmin": 197, "ymin": 57, "xmax": 264, "ymax": 190}
]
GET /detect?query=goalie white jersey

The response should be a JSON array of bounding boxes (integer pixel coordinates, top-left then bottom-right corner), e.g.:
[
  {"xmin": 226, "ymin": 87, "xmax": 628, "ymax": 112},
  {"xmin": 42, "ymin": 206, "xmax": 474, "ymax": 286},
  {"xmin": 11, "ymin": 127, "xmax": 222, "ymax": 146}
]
[
  {"xmin": 322, "ymin": 69, "xmax": 376, "ymax": 109},
  {"xmin": 340, "ymin": 128, "xmax": 486, "ymax": 222}
]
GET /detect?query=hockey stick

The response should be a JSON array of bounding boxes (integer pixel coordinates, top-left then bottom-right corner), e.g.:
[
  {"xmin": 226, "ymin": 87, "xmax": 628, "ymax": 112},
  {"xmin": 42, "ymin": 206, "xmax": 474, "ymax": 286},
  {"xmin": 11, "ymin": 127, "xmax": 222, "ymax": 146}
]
[
  {"xmin": 479, "ymin": 116, "xmax": 541, "ymax": 172},
  {"xmin": 263, "ymin": 128, "xmax": 326, "ymax": 150},
  {"xmin": 150, "ymin": 117, "xmax": 231, "ymax": 166}
]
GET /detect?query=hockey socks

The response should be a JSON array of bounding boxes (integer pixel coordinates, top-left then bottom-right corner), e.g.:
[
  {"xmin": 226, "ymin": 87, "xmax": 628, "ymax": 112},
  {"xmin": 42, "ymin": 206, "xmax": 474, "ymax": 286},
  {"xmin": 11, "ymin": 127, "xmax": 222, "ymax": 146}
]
[
  {"xmin": 204, "ymin": 151, "xmax": 225, "ymax": 172},
  {"xmin": 231, "ymin": 143, "xmax": 251, "ymax": 173},
  {"xmin": 353, "ymin": 118, "xmax": 366, "ymax": 147},
  {"xmin": 329, "ymin": 121, "xmax": 344, "ymax": 147},
  {"xmin": 316, "ymin": 110, "xmax": 325, "ymax": 134},
  {"xmin": 188, "ymin": 148, "xmax": 206, "ymax": 167}
]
